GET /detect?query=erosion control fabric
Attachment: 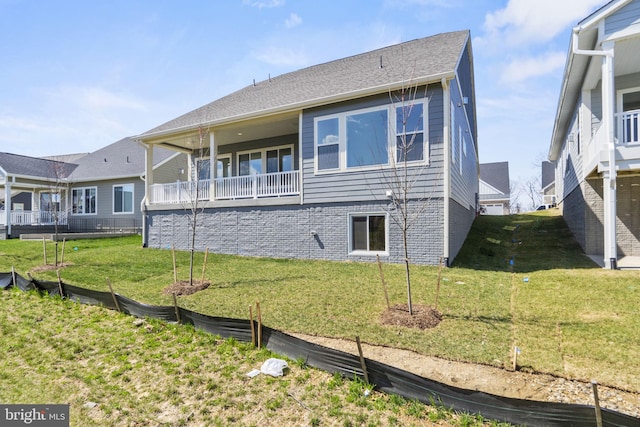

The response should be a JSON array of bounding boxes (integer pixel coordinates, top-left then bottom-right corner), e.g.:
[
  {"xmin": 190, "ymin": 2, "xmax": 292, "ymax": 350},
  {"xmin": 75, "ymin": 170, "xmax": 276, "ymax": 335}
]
[{"xmin": 1, "ymin": 272, "xmax": 637, "ymax": 427}]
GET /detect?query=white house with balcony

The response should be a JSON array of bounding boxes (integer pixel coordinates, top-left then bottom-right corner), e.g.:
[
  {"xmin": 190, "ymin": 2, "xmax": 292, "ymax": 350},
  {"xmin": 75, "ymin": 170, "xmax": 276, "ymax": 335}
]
[{"xmin": 549, "ymin": 0, "xmax": 640, "ymax": 269}]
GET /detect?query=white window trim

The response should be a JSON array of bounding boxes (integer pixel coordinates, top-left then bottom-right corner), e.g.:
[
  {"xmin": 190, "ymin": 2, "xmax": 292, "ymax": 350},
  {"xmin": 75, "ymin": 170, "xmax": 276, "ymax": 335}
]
[
  {"xmin": 617, "ymin": 86, "xmax": 640, "ymax": 113},
  {"xmin": 314, "ymin": 100, "xmax": 429, "ymax": 174},
  {"xmin": 112, "ymin": 183, "xmax": 135, "ymax": 215},
  {"xmin": 236, "ymin": 144, "xmax": 294, "ymax": 175},
  {"xmin": 347, "ymin": 212, "xmax": 389, "ymax": 256},
  {"xmin": 71, "ymin": 186, "xmax": 98, "ymax": 216}
]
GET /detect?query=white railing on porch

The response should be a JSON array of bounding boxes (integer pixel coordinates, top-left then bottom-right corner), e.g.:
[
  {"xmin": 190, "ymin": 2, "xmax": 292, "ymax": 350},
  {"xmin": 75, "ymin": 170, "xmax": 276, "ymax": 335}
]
[
  {"xmin": 617, "ymin": 109, "xmax": 640, "ymax": 144},
  {"xmin": 150, "ymin": 179, "xmax": 211, "ymax": 204},
  {"xmin": 215, "ymin": 170, "xmax": 300, "ymax": 200},
  {"xmin": 148, "ymin": 171, "xmax": 300, "ymax": 204},
  {"xmin": 0, "ymin": 210, "xmax": 68, "ymax": 226}
]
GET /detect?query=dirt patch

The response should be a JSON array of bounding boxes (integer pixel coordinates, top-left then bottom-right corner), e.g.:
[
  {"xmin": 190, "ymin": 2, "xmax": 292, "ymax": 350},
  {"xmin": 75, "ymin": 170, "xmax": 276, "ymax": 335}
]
[
  {"xmin": 291, "ymin": 333, "xmax": 640, "ymax": 418},
  {"xmin": 30, "ymin": 262, "xmax": 73, "ymax": 272},
  {"xmin": 380, "ymin": 303, "xmax": 442, "ymax": 329},
  {"xmin": 162, "ymin": 280, "xmax": 210, "ymax": 296}
]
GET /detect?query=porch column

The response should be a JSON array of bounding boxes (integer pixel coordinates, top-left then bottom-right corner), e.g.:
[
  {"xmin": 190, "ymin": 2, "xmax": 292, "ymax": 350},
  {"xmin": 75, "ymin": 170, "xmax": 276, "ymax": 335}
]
[
  {"xmin": 145, "ymin": 143, "xmax": 154, "ymax": 204},
  {"xmin": 210, "ymin": 131, "xmax": 215, "ymax": 200},
  {"xmin": 602, "ymin": 41, "xmax": 617, "ymax": 269},
  {"xmin": 4, "ymin": 177, "xmax": 11, "ymax": 236}
]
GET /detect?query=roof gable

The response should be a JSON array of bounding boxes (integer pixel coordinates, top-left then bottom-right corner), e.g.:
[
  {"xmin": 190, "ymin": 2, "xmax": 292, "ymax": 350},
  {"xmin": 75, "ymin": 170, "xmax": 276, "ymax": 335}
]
[
  {"xmin": 139, "ymin": 30, "xmax": 470, "ymax": 138},
  {"xmin": 479, "ymin": 162, "xmax": 510, "ymax": 195},
  {"xmin": 69, "ymin": 137, "xmax": 176, "ymax": 181}
]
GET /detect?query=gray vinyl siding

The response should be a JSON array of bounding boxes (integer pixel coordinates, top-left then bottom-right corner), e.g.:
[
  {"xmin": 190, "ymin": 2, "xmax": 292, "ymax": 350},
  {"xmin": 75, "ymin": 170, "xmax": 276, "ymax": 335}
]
[
  {"xmin": 456, "ymin": 41, "xmax": 476, "ymax": 144},
  {"xmin": 605, "ymin": 0, "xmax": 640, "ymax": 35},
  {"xmin": 449, "ymin": 77, "xmax": 479, "ymax": 212},
  {"xmin": 301, "ymin": 85, "xmax": 445, "ymax": 204},
  {"xmin": 590, "ymin": 82, "xmax": 602, "ymax": 133},
  {"xmin": 154, "ymin": 153, "xmax": 189, "ymax": 184},
  {"xmin": 70, "ymin": 178, "xmax": 144, "ymax": 219},
  {"xmin": 560, "ymin": 105, "xmax": 582, "ymax": 198}
]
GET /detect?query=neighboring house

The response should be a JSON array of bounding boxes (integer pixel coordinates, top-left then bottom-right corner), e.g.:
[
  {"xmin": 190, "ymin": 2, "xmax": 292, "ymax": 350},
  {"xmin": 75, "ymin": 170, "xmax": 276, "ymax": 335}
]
[
  {"xmin": 0, "ymin": 153, "xmax": 78, "ymax": 238},
  {"xmin": 549, "ymin": 0, "xmax": 640, "ymax": 269},
  {"xmin": 0, "ymin": 138, "xmax": 185, "ymax": 239},
  {"xmin": 136, "ymin": 30, "xmax": 479, "ymax": 266},
  {"xmin": 540, "ymin": 161, "xmax": 556, "ymax": 206},
  {"xmin": 479, "ymin": 162, "xmax": 510, "ymax": 215}
]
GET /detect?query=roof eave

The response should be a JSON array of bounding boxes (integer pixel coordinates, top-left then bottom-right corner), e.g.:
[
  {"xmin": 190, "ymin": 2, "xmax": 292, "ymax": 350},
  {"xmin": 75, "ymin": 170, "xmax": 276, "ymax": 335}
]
[{"xmin": 137, "ymin": 71, "xmax": 456, "ymax": 142}]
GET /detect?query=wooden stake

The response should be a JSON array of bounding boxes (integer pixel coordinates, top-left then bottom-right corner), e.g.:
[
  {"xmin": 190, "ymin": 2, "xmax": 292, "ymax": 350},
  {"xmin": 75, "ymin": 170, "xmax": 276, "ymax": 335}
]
[
  {"xmin": 592, "ymin": 381, "xmax": 603, "ymax": 427},
  {"xmin": 256, "ymin": 302, "xmax": 262, "ymax": 348},
  {"xmin": 200, "ymin": 248, "xmax": 209, "ymax": 285},
  {"xmin": 106, "ymin": 277, "xmax": 121, "ymax": 312},
  {"xmin": 43, "ymin": 236, "xmax": 47, "ymax": 265},
  {"xmin": 377, "ymin": 254, "xmax": 390, "ymax": 309},
  {"xmin": 512, "ymin": 345, "xmax": 519, "ymax": 371},
  {"xmin": 60, "ymin": 239, "xmax": 66, "ymax": 265},
  {"xmin": 56, "ymin": 269, "xmax": 64, "ymax": 298},
  {"xmin": 172, "ymin": 244, "xmax": 177, "ymax": 283},
  {"xmin": 435, "ymin": 256, "xmax": 443, "ymax": 311},
  {"xmin": 11, "ymin": 265, "xmax": 16, "ymax": 288},
  {"xmin": 249, "ymin": 305, "xmax": 256, "ymax": 346},
  {"xmin": 356, "ymin": 336, "xmax": 369, "ymax": 384},
  {"xmin": 172, "ymin": 293, "xmax": 181, "ymax": 323}
]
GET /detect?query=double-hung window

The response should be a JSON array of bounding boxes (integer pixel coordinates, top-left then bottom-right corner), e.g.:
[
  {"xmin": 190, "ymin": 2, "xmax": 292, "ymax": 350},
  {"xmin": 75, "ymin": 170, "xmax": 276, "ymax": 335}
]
[
  {"xmin": 396, "ymin": 102, "xmax": 424, "ymax": 162},
  {"xmin": 349, "ymin": 213, "xmax": 388, "ymax": 254},
  {"xmin": 315, "ymin": 100, "xmax": 427, "ymax": 173},
  {"xmin": 72, "ymin": 187, "xmax": 97, "ymax": 215},
  {"xmin": 113, "ymin": 183, "xmax": 134, "ymax": 214}
]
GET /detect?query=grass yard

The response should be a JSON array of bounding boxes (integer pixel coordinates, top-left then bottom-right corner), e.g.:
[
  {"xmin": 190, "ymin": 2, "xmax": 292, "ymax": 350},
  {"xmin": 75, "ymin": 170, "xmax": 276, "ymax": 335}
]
[
  {"xmin": 1, "ymin": 210, "xmax": 639, "ymax": 395},
  {"xmin": 2, "ymin": 288, "xmax": 506, "ymax": 426}
]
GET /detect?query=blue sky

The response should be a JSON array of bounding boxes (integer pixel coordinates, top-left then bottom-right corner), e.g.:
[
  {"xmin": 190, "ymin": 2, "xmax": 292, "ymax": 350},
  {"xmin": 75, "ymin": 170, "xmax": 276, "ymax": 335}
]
[{"xmin": 0, "ymin": 0, "xmax": 605, "ymax": 190}]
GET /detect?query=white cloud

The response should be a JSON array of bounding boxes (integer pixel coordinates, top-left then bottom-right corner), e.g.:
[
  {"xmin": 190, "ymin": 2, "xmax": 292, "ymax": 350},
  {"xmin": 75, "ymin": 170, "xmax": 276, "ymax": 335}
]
[
  {"xmin": 285, "ymin": 12, "xmax": 302, "ymax": 29},
  {"xmin": 480, "ymin": 0, "xmax": 604, "ymax": 47},
  {"xmin": 243, "ymin": 0, "xmax": 285, "ymax": 9},
  {"xmin": 500, "ymin": 51, "xmax": 567, "ymax": 84}
]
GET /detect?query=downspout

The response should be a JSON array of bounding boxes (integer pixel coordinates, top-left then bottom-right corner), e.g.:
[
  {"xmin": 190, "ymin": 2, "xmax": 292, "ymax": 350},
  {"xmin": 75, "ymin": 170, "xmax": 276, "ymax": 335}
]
[
  {"xmin": 442, "ymin": 77, "xmax": 451, "ymax": 266},
  {"xmin": 572, "ymin": 29, "xmax": 617, "ymax": 269},
  {"xmin": 139, "ymin": 140, "xmax": 154, "ymax": 248}
]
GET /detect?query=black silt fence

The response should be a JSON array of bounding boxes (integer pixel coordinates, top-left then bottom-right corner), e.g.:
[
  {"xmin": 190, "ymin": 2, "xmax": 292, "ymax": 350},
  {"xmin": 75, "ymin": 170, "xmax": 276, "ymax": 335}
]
[{"xmin": 1, "ymin": 272, "xmax": 638, "ymax": 427}]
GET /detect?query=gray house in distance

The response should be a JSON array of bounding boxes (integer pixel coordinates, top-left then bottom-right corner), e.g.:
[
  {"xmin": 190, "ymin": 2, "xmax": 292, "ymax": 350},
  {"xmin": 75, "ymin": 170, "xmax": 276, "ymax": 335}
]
[
  {"xmin": 136, "ymin": 30, "xmax": 479, "ymax": 266},
  {"xmin": 1, "ymin": 138, "xmax": 184, "ymax": 238},
  {"xmin": 540, "ymin": 161, "xmax": 556, "ymax": 206},
  {"xmin": 549, "ymin": 0, "xmax": 640, "ymax": 269},
  {"xmin": 479, "ymin": 162, "xmax": 510, "ymax": 215}
]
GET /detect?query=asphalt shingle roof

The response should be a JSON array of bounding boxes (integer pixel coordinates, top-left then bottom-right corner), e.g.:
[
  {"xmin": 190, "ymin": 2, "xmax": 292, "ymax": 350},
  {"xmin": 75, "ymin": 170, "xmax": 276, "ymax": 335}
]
[
  {"xmin": 1, "ymin": 138, "xmax": 176, "ymax": 182},
  {"xmin": 140, "ymin": 30, "xmax": 469, "ymax": 137},
  {"xmin": 0, "ymin": 152, "xmax": 77, "ymax": 179},
  {"xmin": 480, "ymin": 162, "xmax": 510, "ymax": 195},
  {"xmin": 69, "ymin": 137, "xmax": 176, "ymax": 181}
]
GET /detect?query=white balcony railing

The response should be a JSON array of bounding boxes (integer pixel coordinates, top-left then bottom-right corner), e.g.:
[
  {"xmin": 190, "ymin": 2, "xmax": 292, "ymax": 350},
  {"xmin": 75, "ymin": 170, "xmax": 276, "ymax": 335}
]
[
  {"xmin": 617, "ymin": 109, "xmax": 640, "ymax": 144},
  {"xmin": 215, "ymin": 170, "xmax": 300, "ymax": 200},
  {"xmin": 0, "ymin": 210, "xmax": 68, "ymax": 226},
  {"xmin": 150, "ymin": 179, "xmax": 211, "ymax": 204},
  {"xmin": 149, "ymin": 171, "xmax": 300, "ymax": 204}
]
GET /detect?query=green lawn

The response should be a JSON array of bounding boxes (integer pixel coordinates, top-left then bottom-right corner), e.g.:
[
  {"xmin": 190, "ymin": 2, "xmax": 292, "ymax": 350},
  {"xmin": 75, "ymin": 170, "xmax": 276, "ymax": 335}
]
[{"xmin": 2, "ymin": 210, "xmax": 639, "ymax": 392}]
